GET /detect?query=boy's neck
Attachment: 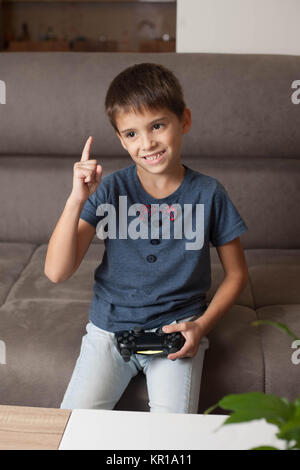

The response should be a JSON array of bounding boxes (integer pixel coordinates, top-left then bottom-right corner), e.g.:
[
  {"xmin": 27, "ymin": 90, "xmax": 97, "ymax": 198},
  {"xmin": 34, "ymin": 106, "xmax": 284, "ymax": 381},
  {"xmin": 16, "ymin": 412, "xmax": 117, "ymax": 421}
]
[{"xmin": 136, "ymin": 162, "xmax": 186, "ymax": 199}]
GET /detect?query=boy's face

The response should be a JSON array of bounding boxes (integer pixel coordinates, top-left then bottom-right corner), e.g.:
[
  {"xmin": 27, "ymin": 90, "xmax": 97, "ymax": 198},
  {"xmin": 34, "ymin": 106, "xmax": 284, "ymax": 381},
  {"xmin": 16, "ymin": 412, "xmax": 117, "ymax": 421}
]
[{"xmin": 114, "ymin": 106, "xmax": 191, "ymax": 176}]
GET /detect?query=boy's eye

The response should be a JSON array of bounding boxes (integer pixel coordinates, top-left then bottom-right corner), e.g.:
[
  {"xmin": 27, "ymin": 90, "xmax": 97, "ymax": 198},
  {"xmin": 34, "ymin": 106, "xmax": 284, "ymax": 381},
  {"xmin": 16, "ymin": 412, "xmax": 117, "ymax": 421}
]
[
  {"xmin": 126, "ymin": 123, "xmax": 164, "ymax": 139},
  {"xmin": 126, "ymin": 131, "xmax": 135, "ymax": 138}
]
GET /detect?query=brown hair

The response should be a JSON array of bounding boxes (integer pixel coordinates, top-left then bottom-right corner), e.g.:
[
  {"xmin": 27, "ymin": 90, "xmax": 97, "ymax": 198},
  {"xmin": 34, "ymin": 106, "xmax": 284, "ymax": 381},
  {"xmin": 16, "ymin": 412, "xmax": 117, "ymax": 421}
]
[{"xmin": 104, "ymin": 62, "xmax": 186, "ymax": 135}]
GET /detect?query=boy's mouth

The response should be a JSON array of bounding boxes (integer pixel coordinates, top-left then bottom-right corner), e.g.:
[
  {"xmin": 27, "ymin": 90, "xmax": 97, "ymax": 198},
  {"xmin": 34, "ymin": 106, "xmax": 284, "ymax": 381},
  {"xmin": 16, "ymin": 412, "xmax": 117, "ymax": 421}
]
[{"xmin": 141, "ymin": 149, "xmax": 166, "ymax": 164}]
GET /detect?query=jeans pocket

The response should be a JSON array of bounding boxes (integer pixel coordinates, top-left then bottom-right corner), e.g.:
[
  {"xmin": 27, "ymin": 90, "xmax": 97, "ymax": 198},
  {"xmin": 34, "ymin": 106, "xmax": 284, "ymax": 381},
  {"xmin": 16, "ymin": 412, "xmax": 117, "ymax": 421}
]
[{"xmin": 88, "ymin": 321, "xmax": 115, "ymax": 339}]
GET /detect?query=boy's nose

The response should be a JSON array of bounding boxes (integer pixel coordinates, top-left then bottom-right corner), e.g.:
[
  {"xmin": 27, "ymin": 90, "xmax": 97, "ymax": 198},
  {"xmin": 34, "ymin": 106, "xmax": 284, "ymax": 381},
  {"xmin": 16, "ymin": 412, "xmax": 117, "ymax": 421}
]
[{"xmin": 141, "ymin": 134, "xmax": 156, "ymax": 151}]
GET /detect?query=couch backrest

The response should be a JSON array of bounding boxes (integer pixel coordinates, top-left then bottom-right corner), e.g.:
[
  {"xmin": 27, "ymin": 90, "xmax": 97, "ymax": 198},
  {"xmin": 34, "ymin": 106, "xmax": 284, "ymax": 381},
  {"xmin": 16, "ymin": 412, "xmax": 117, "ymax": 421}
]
[
  {"xmin": 1, "ymin": 52, "xmax": 300, "ymax": 158},
  {"xmin": 0, "ymin": 52, "xmax": 299, "ymax": 247}
]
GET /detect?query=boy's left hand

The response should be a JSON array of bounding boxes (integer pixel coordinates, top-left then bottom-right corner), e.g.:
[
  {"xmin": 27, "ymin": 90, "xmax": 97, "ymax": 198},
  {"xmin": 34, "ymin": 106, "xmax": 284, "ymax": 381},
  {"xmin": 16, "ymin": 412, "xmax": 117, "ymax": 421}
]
[{"xmin": 162, "ymin": 320, "xmax": 206, "ymax": 360}]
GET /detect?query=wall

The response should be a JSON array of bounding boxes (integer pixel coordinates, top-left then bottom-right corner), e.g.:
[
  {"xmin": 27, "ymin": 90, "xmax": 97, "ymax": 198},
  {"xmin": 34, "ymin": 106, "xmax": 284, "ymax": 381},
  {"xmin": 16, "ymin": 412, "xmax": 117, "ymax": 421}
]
[{"xmin": 177, "ymin": 0, "xmax": 300, "ymax": 55}]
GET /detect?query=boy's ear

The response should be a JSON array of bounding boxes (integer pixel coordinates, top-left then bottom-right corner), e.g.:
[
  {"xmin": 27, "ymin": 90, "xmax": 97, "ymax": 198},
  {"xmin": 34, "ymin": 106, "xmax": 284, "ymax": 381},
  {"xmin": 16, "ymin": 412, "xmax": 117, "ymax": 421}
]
[{"xmin": 181, "ymin": 107, "xmax": 192, "ymax": 134}]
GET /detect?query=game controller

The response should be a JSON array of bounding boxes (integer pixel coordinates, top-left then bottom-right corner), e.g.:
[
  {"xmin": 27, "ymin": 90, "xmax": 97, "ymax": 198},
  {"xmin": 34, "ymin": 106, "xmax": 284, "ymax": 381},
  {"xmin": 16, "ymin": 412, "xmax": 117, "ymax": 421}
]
[{"xmin": 115, "ymin": 326, "xmax": 185, "ymax": 362}]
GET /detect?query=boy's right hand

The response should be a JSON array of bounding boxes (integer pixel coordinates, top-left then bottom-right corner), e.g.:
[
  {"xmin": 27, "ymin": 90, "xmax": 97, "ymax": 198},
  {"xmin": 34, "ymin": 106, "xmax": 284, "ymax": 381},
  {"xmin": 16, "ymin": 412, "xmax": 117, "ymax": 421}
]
[{"xmin": 70, "ymin": 136, "xmax": 103, "ymax": 204}]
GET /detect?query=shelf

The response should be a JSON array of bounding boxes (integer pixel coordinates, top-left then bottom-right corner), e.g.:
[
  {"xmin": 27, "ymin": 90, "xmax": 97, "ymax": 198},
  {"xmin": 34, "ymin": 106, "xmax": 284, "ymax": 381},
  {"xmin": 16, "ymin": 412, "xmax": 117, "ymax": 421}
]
[
  {"xmin": 5, "ymin": 38, "xmax": 175, "ymax": 52},
  {"xmin": 3, "ymin": 0, "xmax": 176, "ymax": 4}
]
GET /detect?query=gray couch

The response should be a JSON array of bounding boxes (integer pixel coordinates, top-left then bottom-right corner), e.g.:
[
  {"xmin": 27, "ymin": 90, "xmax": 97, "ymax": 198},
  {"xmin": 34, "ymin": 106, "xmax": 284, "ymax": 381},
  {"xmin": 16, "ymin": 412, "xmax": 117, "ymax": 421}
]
[{"xmin": 0, "ymin": 52, "xmax": 299, "ymax": 413}]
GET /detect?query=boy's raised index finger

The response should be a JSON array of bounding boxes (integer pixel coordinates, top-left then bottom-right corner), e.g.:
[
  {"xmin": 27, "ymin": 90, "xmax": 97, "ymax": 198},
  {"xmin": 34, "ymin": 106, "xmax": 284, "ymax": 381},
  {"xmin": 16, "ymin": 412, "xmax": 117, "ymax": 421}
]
[{"xmin": 81, "ymin": 136, "xmax": 93, "ymax": 161}]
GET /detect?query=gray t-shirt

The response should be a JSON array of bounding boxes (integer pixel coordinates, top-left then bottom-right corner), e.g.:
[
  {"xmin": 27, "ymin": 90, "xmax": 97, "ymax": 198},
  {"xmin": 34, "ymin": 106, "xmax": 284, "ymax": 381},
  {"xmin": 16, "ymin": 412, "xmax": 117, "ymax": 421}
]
[{"xmin": 80, "ymin": 163, "xmax": 248, "ymax": 332}]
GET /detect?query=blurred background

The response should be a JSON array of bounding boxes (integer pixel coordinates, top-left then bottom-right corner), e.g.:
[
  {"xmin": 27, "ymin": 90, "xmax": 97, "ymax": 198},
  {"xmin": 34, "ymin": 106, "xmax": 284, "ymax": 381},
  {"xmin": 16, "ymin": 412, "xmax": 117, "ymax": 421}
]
[
  {"xmin": 0, "ymin": 0, "xmax": 176, "ymax": 53},
  {"xmin": 0, "ymin": 0, "xmax": 299, "ymax": 55}
]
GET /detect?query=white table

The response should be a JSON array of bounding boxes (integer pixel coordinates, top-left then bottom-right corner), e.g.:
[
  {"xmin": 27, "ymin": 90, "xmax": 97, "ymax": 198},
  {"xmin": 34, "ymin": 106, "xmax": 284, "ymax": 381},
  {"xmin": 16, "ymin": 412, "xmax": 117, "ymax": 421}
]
[{"xmin": 59, "ymin": 409, "xmax": 285, "ymax": 450}]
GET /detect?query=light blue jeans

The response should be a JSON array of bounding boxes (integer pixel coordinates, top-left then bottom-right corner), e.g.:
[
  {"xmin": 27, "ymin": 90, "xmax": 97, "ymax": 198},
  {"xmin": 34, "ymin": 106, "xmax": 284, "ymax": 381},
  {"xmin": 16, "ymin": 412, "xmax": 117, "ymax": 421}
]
[{"xmin": 60, "ymin": 315, "xmax": 209, "ymax": 414}]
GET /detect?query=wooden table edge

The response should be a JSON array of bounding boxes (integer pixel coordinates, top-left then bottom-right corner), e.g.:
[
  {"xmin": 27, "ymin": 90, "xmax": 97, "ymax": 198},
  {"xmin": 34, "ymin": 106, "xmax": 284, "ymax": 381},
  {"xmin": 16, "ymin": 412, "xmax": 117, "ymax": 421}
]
[{"xmin": 0, "ymin": 405, "xmax": 72, "ymax": 450}]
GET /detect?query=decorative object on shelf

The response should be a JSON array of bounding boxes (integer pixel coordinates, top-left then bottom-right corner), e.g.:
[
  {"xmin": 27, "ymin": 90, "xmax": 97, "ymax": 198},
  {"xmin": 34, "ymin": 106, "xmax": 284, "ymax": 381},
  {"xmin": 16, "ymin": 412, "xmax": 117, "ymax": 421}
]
[
  {"xmin": 37, "ymin": 23, "xmax": 47, "ymax": 41},
  {"xmin": 45, "ymin": 26, "xmax": 57, "ymax": 41},
  {"xmin": 137, "ymin": 19, "xmax": 155, "ymax": 40},
  {"xmin": 18, "ymin": 22, "xmax": 30, "ymax": 42}
]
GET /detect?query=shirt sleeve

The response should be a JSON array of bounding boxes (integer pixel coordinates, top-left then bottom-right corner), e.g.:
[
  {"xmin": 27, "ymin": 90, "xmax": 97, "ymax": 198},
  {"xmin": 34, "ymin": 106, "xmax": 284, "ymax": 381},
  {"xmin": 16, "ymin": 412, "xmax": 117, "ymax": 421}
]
[{"xmin": 210, "ymin": 180, "xmax": 248, "ymax": 247}]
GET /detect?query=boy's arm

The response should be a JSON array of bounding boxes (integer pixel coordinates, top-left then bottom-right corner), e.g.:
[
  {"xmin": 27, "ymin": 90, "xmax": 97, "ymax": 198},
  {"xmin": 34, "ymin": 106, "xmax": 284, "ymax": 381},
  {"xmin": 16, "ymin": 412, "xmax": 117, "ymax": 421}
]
[
  {"xmin": 44, "ymin": 136, "xmax": 101, "ymax": 283},
  {"xmin": 194, "ymin": 236, "xmax": 248, "ymax": 334},
  {"xmin": 44, "ymin": 198, "xmax": 95, "ymax": 283},
  {"xmin": 163, "ymin": 237, "xmax": 249, "ymax": 360}
]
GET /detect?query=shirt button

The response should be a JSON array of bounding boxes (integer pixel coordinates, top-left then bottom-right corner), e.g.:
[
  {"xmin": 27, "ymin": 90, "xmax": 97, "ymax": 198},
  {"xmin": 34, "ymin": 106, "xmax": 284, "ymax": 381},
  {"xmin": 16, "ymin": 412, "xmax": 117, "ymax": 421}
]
[
  {"xmin": 146, "ymin": 254, "xmax": 157, "ymax": 263},
  {"xmin": 150, "ymin": 239, "xmax": 160, "ymax": 245}
]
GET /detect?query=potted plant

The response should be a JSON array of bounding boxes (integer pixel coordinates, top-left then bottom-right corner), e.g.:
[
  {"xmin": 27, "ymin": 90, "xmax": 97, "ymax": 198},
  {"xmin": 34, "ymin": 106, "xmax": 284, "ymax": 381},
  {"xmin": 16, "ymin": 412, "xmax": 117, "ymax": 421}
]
[{"xmin": 205, "ymin": 321, "xmax": 300, "ymax": 450}]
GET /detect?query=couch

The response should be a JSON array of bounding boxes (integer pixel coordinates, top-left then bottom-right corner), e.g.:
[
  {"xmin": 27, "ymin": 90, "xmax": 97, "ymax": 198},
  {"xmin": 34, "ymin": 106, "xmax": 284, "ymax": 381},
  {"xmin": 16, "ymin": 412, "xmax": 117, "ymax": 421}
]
[{"xmin": 0, "ymin": 52, "xmax": 299, "ymax": 413}]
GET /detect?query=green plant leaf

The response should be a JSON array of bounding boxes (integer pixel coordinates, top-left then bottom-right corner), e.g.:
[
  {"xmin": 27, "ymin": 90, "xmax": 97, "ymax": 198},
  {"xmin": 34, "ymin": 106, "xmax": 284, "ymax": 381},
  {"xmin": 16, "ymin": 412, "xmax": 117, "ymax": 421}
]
[
  {"xmin": 217, "ymin": 393, "xmax": 295, "ymax": 427},
  {"xmin": 276, "ymin": 416, "xmax": 300, "ymax": 446},
  {"xmin": 250, "ymin": 446, "xmax": 280, "ymax": 450},
  {"xmin": 203, "ymin": 403, "xmax": 220, "ymax": 415},
  {"xmin": 294, "ymin": 396, "xmax": 300, "ymax": 418},
  {"xmin": 251, "ymin": 320, "xmax": 299, "ymax": 341}
]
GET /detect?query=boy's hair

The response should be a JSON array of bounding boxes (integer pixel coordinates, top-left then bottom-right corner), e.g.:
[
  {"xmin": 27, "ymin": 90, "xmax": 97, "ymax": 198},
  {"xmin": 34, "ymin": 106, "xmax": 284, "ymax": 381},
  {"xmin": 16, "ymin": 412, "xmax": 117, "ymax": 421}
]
[{"xmin": 105, "ymin": 63, "xmax": 186, "ymax": 135}]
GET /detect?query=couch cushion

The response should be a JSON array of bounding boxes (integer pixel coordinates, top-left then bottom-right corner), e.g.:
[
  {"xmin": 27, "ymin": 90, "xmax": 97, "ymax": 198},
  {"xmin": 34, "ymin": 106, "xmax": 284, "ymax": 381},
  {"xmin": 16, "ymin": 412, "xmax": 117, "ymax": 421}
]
[
  {"xmin": 0, "ymin": 299, "xmax": 262, "ymax": 412},
  {"xmin": 5, "ymin": 243, "xmax": 104, "ymax": 303},
  {"xmin": 0, "ymin": 156, "xmax": 132, "ymax": 244},
  {"xmin": 245, "ymin": 250, "xmax": 300, "ymax": 307},
  {"xmin": 249, "ymin": 265, "xmax": 300, "ymax": 308},
  {"xmin": 1, "ymin": 243, "xmax": 299, "ymax": 410},
  {"xmin": 0, "ymin": 299, "xmax": 89, "ymax": 407},
  {"xmin": 244, "ymin": 249, "xmax": 300, "ymax": 267},
  {"xmin": 208, "ymin": 259, "xmax": 254, "ymax": 308},
  {"xmin": 256, "ymin": 305, "xmax": 300, "ymax": 401},
  {"xmin": 198, "ymin": 305, "xmax": 264, "ymax": 413},
  {"xmin": 0, "ymin": 296, "xmax": 152, "ymax": 411},
  {"xmin": 0, "ymin": 243, "xmax": 36, "ymax": 306},
  {"xmin": 7, "ymin": 243, "xmax": 254, "ymax": 308}
]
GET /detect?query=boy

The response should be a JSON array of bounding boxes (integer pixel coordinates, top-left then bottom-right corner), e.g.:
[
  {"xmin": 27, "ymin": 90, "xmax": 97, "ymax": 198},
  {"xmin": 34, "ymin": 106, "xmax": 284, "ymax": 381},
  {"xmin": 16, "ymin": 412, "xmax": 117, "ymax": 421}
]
[{"xmin": 44, "ymin": 63, "xmax": 249, "ymax": 413}]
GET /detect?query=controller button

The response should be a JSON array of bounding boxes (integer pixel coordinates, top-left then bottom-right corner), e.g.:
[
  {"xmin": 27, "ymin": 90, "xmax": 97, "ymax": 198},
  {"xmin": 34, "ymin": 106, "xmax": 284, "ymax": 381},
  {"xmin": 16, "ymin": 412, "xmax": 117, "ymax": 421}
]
[{"xmin": 133, "ymin": 327, "xmax": 144, "ymax": 335}]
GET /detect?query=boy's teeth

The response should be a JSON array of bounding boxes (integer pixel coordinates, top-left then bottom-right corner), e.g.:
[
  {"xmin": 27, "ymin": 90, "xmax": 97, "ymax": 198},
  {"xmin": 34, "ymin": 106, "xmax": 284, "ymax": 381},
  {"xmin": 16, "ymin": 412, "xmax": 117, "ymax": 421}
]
[{"xmin": 144, "ymin": 150, "xmax": 164, "ymax": 160}]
